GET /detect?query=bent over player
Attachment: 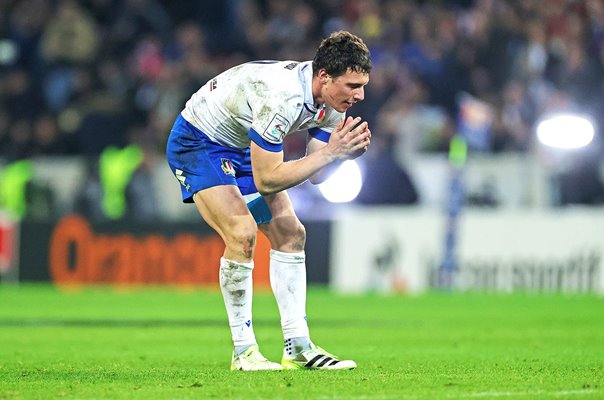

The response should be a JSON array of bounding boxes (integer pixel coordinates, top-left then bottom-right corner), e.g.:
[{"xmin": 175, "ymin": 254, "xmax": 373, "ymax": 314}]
[{"xmin": 166, "ymin": 31, "xmax": 372, "ymax": 371}]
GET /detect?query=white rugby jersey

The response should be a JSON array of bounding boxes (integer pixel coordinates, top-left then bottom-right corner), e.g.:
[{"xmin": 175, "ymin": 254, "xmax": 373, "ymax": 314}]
[{"xmin": 180, "ymin": 60, "xmax": 344, "ymax": 151}]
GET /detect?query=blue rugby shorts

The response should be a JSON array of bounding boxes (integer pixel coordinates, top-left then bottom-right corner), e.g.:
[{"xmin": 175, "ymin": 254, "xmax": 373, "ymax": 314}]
[{"xmin": 166, "ymin": 114, "xmax": 272, "ymax": 224}]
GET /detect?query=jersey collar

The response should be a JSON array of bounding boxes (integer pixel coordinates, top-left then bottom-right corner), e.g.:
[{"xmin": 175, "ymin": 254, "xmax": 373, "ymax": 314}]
[{"xmin": 301, "ymin": 61, "xmax": 321, "ymax": 113}]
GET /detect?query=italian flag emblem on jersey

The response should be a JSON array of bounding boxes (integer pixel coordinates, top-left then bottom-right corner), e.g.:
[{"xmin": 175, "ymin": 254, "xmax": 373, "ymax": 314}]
[{"xmin": 313, "ymin": 107, "xmax": 325, "ymax": 123}]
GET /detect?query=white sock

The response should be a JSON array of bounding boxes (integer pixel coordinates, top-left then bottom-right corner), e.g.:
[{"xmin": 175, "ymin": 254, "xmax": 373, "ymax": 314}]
[
  {"xmin": 219, "ymin": 257, "xmax": 256, "ymax": 348},
  {"xmin": 270, "ymin": 249, "xmax": 310, "ymax": 340}
]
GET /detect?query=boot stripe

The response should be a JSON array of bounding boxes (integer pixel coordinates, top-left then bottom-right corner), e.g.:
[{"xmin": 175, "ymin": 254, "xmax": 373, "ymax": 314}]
[
  {"xmin": 328, "ymin": 360, "xmax": 340, "ymax": 366},
  {"xmin": 317, "ymin": 357, "xmax": 333, "ymax": 367},
  {"xmin": 305, "ymin": 355, "xmax": 324, "ymax": 368}
]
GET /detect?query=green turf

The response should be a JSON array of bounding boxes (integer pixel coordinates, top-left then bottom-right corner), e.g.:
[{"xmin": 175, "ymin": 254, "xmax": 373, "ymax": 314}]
[{"xmin": 0, "ymin": 284, "xmax": 603, "ymax": 399}]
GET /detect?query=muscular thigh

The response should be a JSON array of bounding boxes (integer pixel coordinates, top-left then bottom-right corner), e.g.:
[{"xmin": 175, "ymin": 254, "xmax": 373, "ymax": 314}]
[{"xmin": 193, "ymin": 185, "xmax": 255, "ymax": 243}]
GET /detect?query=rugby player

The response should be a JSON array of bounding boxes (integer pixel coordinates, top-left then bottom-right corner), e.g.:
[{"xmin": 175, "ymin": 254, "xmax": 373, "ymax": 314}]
[{"xmin": 166, "ymin": 31, "xmax": 371, "ymax": 371}]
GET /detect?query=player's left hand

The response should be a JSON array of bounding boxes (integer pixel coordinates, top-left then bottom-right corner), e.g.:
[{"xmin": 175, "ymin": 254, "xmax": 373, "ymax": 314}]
[{"xmin": 348, "ymin": 124, "xmax": 371, "ymax": 159}]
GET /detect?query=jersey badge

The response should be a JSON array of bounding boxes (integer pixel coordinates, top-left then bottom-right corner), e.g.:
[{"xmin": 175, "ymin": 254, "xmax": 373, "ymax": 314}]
[
  {"xmin": 262, "ymin": 114, "xmax": 289, "ymax": 144},
  {"xmin": 313, "ymin": 108, "xmax": 326, "ymax": 123},
  {"xmin": 221, "ymin": 158, "xmax": 235, "ymax": 176}
]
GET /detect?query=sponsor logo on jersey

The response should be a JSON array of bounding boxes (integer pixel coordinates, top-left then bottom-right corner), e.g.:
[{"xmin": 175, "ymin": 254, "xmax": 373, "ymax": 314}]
[
  {"xmin": 262, "ymin": 113, "xmax": 289, "ymax": 144},
  {"xmin": 221, "ymin": 158, "xmax": 235, "ymax": 176},
  {"xmin": 209, "ymin": 78, "xmax": 217, "ymax": 91},
  {"xmin": 284, "ymin": 62, "xmax": 299, "ymax": 70}
]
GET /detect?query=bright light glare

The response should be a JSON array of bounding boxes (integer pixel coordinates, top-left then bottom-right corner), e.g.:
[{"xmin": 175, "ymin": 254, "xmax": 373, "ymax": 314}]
[
  {"xmin": 536, "ymin": 114, "xmax": 595, "ymax": 149},
  {"xmin": 318, "ymin": 160, "xmax": 362, "ymax": 203}
]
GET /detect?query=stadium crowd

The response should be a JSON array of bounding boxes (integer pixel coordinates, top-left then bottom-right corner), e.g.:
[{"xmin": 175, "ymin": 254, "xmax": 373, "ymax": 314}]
[{"xmin": 1, "ymin": 0, "xmax": 603, "ymax": 208}]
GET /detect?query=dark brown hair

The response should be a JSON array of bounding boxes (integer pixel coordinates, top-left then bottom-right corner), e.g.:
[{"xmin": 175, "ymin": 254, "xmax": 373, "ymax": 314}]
[{"xmin": 313, "ymin": 31, "xmax": 372, "ymax": 77}]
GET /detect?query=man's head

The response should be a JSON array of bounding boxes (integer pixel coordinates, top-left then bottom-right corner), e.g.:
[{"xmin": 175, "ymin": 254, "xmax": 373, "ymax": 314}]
[
  {"xmin": 312, "ymin": 31, "xmax": 372, "ymax": 112},
  {"xmin": 313, "ymin": 31, "xmax": 372, "ymax": 78}
]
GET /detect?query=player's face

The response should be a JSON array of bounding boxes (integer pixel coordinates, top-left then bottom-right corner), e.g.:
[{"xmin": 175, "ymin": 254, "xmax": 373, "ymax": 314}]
[{"xmin": 321, "ymin": 69, "xmax": 369, "ymax": 113}]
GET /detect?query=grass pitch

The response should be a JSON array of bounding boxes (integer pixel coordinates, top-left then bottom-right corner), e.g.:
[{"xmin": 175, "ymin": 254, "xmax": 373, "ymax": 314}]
[{"xmin": 0, "ymin": 285, "xmax": 603, "ymax": 399}]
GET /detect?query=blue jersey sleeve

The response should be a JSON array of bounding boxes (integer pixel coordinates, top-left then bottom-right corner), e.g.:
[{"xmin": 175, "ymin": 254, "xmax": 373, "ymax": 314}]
[
  {"xmin": 308, "ymin": 127, "xmax": 331, "ymax": 143},
  {"xmin": 249, "ymin": 128, "xmax": 284, "ymax": 152}
]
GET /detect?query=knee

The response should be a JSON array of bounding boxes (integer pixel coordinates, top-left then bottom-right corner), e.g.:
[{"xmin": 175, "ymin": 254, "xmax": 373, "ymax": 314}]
[
  {"xmin": 264, "ymin": 217, "xmax": 306, "ymax": 253},
  {"xmin": 293, "ymin": 222, "xmax": 306, "ymax": 247},
  {"xmin": 285, "ymin": 220, "xmax": 306, "ymax": 252},
  {"xmin": 226, "ymin": 219, "xmax": 258, "ymax": 259}
]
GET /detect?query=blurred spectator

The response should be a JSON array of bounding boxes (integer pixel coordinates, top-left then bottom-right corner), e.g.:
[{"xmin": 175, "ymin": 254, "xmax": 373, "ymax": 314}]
[
  {"xmin": 5, "ymin": 119, "xmax": 33, "ymax": 160},
  {"xmin": 403, "ymin": 8, "xmax": 446, "ymax": 86},
  {"xmin": 31, "ymin": 114, "xmax": 71, "ymax": 156},
  {"xmin": 512, "ymin": 17, "xmax": 549, "ymax": 82},
  {"xmin": 40, "ymin": 0, "xmax": 98, "ymax": 64},
  {"xmin": 552, "ymin": 39, "xmax": 602, "ymax": 107},
  {"xmin": 73, "ymin": 158, "xmax": 105, "ymax": 220},
  {"xmin": 64, "ymin": 67, "xmax": 129, "ymax": 155},
  {"xmin": 0, "ymin": 111, "xmax": 10, "ymax": 154},
  {"xmin": 125, "ymin": 145, "xmax": 161, "ymax": 221},
  {"xmin": 587, "ymin": 0, "xmax": 604, "ymax": 65},
  {"xmin": 40, "ymin": 0, "xmax": 99, "ymax": 111},
  {"xmin": 74, "ymin": 143, "xmax": 159, "ymax": 221},
  {"xmin": 379, "ymin": 79, "xmax": 451, "ymax": 162},
  {"xmin": 2, "ymin": 68, "xmax": 44, "ymax": 119},
  {"xmin": 107, "ymin": 0, "xmax": 172, "ymax": 55},
  {"xmin": 495, "ymin": 79, "xmax": 535, "ymax": 152},
  {"xmin": 2, "ymin": 0, "xmax": 51, "ymax": 73}
]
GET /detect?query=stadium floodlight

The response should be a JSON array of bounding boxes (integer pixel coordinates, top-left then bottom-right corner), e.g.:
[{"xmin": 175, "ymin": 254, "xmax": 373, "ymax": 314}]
[
  {"xmin": 318, "ymin": 160, "xmax": 362, "ymax": 203},
  {"xmin": 536, "ymin": 114, "xmax": 595, "ymax": 149}
]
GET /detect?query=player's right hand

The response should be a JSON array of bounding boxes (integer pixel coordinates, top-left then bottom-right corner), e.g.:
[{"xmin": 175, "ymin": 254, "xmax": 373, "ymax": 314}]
[{"xmin": 325, "ymin": 116, "xmax": 371, "ymax": 161}]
